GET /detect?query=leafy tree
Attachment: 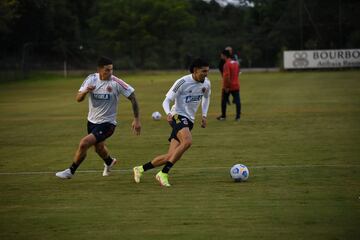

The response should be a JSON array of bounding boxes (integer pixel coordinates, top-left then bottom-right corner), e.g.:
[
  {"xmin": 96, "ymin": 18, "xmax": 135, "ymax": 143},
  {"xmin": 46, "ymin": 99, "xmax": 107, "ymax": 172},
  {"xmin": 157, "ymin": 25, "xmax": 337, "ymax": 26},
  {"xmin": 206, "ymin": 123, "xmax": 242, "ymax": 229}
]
[
  {"xmin": 90, "ymin": 0, "xmax": 195, "ymax": 69},
  {"xmin": 0, "ymin": 0, "xmax": 19, "ymax": 37},
  {"xmin": 1, "ymin": 0, "xmax": 359, "ymax": 71}
]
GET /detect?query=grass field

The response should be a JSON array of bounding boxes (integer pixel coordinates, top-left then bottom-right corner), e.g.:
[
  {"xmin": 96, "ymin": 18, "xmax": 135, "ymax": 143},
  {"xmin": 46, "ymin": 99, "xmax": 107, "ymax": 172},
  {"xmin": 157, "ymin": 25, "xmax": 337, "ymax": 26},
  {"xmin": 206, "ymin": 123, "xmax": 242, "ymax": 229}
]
[{"xmin": 0, "ymin": 70, "xmax": 359, "ymax": 240}]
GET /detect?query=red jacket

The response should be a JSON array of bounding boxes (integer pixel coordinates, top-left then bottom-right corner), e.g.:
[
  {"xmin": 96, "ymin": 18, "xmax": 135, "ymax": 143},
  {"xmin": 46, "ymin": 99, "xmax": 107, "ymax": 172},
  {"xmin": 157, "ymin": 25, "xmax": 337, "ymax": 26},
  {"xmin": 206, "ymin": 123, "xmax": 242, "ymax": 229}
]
[{"xmin": 222, "ymin": 59, "xmax": 240, "ymax": 91}]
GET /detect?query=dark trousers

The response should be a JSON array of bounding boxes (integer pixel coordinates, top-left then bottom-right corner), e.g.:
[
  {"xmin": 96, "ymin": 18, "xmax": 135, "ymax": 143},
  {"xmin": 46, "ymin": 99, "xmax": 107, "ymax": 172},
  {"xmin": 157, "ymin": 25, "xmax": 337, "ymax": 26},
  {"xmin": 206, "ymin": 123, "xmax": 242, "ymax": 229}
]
[{"xmin": 221, "ymin": 89, "xmax": 241, "ymax": 119}]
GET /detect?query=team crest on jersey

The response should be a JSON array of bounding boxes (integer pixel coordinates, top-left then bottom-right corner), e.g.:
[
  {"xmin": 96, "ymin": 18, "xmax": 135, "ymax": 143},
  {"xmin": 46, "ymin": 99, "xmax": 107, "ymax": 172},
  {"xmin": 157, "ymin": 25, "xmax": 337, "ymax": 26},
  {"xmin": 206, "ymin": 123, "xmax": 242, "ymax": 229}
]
[
  {"xmin": 107, "ymin": 86, "xmax": 113, "ymax": 92},
  {"xmin": 202, "ymin": 87, "xmax": 206, "ymax": 93}
]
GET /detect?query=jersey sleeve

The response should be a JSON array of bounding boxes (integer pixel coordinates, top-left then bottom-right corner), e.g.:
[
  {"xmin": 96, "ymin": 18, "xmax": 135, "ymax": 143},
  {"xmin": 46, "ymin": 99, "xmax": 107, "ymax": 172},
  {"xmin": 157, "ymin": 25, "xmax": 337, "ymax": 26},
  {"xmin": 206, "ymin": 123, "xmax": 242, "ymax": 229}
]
[
  {"xmin": 204, "ymin": 80, "xmax": 211, "ymax": 98},
  {"xmin": 79, "ymin": 74, "xmax": 96, "ymax": 92},
  {"xmin": 202, "ymin": 80, "xmax": 211, "ymax": 117},
  {"xmin": 113, "ymin": 76, "xmax": 134, "ymax": 97},
  {"xmin": 162, "ymin": 97, "xmax": 172, "ymax": 115},
  {"xmin": 166, "ymin": 78, "xmax": 185, "ymax": 100}
]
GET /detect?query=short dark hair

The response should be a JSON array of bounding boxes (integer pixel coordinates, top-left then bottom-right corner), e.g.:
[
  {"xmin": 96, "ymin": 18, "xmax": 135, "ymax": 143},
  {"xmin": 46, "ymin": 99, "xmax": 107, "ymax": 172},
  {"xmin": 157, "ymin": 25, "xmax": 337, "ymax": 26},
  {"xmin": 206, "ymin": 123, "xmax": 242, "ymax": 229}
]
[
  {"xmin": 222, "ymin": 49, "xmax": 231, "ymax": 58},
  {"xmin": 189, "ymin": 58, "xmax": 209, "ymax": 73},
  {"xmin": 97, "ymin": 56, "xmax": 113, "ymax": 67}
]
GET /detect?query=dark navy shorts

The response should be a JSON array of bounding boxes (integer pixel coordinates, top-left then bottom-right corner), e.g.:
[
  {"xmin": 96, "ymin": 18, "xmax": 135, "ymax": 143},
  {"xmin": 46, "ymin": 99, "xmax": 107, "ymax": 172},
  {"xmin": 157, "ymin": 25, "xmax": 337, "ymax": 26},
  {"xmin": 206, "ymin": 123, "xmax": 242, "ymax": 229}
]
[
  {"xmin": 87, "ymin": 121, "xmax": 116, "ymax": 143},
  {"xmin": 168, "ymin": 114, "xmax": 193, "ymax": 142}
]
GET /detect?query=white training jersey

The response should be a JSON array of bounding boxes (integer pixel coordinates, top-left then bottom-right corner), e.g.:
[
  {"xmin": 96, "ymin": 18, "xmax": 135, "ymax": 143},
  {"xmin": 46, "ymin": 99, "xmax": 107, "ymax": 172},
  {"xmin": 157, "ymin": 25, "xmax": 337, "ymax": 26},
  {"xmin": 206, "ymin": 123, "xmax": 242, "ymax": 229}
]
[
  {"xmin": 79, "ymin": 73, "xmax": 134, "ymax": 125},
  {"xmin": 165, "ymin": 74, "xmax": 211, "ymax": 123}
]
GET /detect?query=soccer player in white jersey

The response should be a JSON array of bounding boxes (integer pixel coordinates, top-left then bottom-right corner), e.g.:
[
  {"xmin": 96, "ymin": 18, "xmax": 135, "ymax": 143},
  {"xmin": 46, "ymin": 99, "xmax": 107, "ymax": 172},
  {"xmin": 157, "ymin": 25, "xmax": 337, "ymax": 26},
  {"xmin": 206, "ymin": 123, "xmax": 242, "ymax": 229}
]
[
  {"xmin": 56, "ymin": 56, "xmax": 141, "ymax": 179},
  {"xmin": 133, "ymin": 58, "xmax": 211, "ymax": 187}
]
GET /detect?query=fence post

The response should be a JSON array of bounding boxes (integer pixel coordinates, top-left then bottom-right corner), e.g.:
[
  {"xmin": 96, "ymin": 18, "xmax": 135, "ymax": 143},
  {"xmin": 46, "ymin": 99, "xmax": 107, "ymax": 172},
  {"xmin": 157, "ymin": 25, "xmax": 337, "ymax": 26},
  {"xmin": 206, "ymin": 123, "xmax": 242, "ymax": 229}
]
[{"xmin": 64, "ymin": 60, "xmax": 67, "ymax": 78}]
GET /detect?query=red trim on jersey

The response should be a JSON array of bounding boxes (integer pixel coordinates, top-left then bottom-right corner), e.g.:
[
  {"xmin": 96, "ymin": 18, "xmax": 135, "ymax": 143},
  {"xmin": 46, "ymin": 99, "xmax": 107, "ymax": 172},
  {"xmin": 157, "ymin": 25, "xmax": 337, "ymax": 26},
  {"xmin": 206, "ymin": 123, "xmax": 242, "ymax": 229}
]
[{"xmin": 112, "ymin": 76, "xmax": 129, "ymax": 89}]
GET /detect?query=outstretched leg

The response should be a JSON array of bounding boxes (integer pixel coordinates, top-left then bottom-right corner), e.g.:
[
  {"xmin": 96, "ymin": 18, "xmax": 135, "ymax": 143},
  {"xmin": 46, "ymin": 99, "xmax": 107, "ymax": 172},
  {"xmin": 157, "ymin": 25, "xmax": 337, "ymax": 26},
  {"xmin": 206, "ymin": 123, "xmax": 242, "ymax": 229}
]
[
  {"xmin": 155, "ymin": 128, "xmax": 192, "ymax": 187},
  {"xmin": 74, "ymin": 134, "xmax": 97, "ymax": 165},
  {"xmin": 133, "ymin": 139, "xmax": 179, "ymax": 183},
  {"xmin": 56, "ymin": 134, "xmax": 96, "ymax": 179}
]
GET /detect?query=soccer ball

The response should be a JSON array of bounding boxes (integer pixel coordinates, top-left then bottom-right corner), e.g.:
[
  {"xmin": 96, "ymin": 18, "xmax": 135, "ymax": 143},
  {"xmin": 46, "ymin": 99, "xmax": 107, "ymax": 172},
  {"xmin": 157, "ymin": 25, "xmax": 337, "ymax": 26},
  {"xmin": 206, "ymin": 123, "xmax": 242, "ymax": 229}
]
[
  {"xmin": 230, "ymin": 164, "xmax": 249, "ymax": 182},
  {"xmin": 151, "ymin": 111, "xmax": 162, "ymax": 120}
]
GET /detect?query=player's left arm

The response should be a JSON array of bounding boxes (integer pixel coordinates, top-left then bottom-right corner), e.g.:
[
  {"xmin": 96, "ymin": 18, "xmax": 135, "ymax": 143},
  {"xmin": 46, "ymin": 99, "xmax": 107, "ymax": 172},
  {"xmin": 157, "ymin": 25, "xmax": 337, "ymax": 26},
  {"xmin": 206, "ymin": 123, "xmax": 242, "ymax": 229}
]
[
  {"xmin": 128, "ymin": 92, "xmax": 141, "ymax": 135},
  {"xmin": 201, "ymin": 84, "xmax": 211, "ymax": 128}
]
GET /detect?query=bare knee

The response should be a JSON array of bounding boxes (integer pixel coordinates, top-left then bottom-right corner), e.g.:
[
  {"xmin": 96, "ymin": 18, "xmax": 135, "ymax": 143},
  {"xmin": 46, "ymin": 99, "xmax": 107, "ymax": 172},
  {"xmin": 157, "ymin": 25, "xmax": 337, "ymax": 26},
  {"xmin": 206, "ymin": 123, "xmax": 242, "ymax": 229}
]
[
  {"xmin": 182, "ymin": 139, "xmax": 192, "ymax": 150},
  {"xmin": 78, "ymin": 139, "xmax": 92, "ymax": 152}
]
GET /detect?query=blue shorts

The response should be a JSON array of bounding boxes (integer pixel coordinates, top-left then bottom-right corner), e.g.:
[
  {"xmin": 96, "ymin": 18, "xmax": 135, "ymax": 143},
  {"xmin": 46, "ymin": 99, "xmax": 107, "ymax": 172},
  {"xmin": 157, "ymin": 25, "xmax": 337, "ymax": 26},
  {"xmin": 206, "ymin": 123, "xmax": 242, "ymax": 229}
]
[
  {"xmin": 87, "ymin": 121, "xmax": 116, "ymax": 143},
  {"xmin": 168, "ymin": 114, "xmax": 193, "ymax": 142}
]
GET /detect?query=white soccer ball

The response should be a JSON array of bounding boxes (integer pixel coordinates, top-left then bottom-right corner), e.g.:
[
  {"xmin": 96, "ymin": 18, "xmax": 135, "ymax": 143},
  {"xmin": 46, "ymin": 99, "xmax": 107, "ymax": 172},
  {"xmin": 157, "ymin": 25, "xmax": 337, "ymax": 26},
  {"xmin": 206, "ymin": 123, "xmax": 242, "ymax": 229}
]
[
  {"xmin": 151, "ymin": 111, "xmax": 162, "ymax": 121},
  {"xmin": 230, "ymin": 164, "xmax": 249, "ymax": 182}
]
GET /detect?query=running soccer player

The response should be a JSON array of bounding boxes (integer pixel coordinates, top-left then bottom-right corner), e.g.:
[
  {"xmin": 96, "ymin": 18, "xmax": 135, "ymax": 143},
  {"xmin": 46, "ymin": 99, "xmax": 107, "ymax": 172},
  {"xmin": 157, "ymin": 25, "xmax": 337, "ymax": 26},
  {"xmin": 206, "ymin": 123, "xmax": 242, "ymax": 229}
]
[
  {"xmin": 133, "ymin": 58, "xmax": 211, "ymax": 187},
  {"xmin": 56, "ymin": 56, "xmax": 141, "ymax": 179}
]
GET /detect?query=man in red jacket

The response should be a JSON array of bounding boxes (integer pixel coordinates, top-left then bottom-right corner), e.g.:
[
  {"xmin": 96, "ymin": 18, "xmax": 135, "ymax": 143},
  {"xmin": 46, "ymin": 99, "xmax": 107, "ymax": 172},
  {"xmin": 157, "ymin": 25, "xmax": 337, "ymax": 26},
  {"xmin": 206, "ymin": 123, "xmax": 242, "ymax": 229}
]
[{"xmin": 217, "ymin": 49, "xmax": 241, "ymax": 121}]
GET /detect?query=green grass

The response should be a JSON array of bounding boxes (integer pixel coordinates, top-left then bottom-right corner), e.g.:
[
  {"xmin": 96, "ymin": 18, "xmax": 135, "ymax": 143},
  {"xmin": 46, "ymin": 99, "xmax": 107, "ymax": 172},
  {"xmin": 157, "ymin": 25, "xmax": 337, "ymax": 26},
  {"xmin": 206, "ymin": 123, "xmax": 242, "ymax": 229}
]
[{"xmin": 0, "ymin": 70, "xmax": 359, "ymax": 240}]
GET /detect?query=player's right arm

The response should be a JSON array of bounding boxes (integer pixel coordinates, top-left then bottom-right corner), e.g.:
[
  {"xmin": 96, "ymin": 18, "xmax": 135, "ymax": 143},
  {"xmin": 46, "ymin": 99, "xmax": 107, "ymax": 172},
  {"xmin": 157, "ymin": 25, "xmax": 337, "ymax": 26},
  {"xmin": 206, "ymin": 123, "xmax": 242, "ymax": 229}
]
[
  {"xmin": 76, "ymin": 86, "xmax": 95, "ymax": 102},
  {"xmin": 222, "ymin": 62, "xmax": 231, "ymax": 92},
  {"xmin": 76, "ymin": 75, "xmax": 96, "ymax": 102},
  {"xmin": 162, "ymin": 97, "xmax": 173, "ymax": 124},
  {"xmin": 163, "ymin": 78, "xmax": 183, "ymax": 123}
]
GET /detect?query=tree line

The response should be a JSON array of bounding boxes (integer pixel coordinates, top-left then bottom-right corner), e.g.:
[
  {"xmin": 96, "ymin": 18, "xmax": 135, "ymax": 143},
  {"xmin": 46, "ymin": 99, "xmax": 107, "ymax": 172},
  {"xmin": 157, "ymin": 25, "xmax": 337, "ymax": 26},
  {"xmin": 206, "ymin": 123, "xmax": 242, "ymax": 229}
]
[{"xmin": 0, "ymin": 0, "xmax": 359, "ymax": 70}]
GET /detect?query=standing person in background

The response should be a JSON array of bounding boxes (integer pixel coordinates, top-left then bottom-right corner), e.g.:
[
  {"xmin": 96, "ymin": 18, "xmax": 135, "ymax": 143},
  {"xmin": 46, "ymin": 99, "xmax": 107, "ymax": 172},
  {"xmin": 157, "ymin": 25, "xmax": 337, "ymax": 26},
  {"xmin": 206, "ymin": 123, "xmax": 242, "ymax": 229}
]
[
  {"xmin": 218, "ymin": 46, "xmax": 240, "ymax": 106},
  {"xmin": 133, "ymin": 58, "xmax": 211, "ymax": 187},
  {"xmin": 56, "ymin": 56, "xmax": 141, "ymax": 179},
  {"xmin": 217, "ymin": 49, "xmax": 241, "ymax": 121},
  {"xmin": 218, "ymin": 48, "xmax": 229, "ymax": 105}
]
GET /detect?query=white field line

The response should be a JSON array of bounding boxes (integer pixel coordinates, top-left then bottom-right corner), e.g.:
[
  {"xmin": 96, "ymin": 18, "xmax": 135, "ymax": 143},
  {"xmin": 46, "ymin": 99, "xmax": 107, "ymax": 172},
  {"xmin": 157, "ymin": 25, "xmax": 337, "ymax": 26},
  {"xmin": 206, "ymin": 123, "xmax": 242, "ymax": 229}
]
[{"xmin": 0, "ymin": 164, "xmax": 359, "ymax": 176}]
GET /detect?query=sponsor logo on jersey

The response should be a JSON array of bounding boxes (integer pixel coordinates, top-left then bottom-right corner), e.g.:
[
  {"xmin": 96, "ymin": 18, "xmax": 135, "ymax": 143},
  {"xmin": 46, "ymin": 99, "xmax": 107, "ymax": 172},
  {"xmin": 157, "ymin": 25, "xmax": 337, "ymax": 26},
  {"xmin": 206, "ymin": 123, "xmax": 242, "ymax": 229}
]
[
  {"xmin": 185, "ymin": 95, "xmax": 202, "ymax": 103},
  {"xmin": 93, "ymin": 93, "xmax": 110, "ymax": 100}
]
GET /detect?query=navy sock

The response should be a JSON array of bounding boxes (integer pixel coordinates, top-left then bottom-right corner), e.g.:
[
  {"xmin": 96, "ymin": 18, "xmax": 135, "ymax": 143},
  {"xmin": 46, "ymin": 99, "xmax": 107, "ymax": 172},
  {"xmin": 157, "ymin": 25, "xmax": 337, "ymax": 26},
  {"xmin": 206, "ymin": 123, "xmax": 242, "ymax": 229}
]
[
  {"xmin": 143, "ymin": 162, "xmax": 154, "ymax": 171},
  {"xmin": 69, "ymin": 162, "xmax": 79, "ymax": 174},
  {"xmin": 161, "ymin": 161, "xmax": 174, "ymax": 174},
  {"xmin": 103, "ymin": 156, "xmax": 113, "ymax": 166}
]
